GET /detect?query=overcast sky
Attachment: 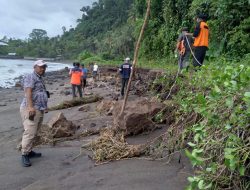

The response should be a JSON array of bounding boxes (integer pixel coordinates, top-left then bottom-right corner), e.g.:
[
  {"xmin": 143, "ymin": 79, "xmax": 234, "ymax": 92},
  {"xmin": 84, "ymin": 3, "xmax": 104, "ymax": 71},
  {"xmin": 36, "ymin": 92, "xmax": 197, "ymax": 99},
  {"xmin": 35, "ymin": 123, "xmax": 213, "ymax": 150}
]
[{"xmin": 0, "ymin": 0, "xmax": 96, "ymax": 40}]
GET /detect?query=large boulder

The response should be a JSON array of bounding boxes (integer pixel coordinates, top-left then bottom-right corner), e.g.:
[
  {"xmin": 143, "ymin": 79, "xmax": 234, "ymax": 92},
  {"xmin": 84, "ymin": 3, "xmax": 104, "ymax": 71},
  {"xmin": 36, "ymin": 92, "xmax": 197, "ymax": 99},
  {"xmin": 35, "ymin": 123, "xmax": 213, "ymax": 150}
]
[
  {"xmin": 47, "ymin": 112, "xmax": 77, "ymax": 138},
  {"xmin": 113, "ymin": 99, "xmax": 164, "ymax": 136}
]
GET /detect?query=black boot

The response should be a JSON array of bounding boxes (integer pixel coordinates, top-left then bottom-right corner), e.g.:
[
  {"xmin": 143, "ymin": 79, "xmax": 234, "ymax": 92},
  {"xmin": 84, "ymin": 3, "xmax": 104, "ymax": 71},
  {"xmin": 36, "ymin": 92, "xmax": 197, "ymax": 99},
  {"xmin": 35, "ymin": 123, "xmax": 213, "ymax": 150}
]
[
  {"xmin": 22, "ymin": 155, "xmax": 31, "ymax": 167},
  {"xmin": 28, "ymin": 151, "xmax": 42, "ymax": 158}
]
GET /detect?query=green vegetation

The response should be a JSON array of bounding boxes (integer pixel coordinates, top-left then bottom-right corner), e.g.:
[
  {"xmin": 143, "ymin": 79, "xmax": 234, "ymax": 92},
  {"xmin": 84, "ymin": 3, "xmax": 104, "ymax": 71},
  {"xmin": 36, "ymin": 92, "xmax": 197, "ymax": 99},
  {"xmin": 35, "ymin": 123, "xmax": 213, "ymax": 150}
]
[
  {"xmin": 179, "ymin": 57, "xmax": 249, "ymax": 189},
  {"xmin": 151, "ymin": 56, "xmax": 250, "ymax": 189}
]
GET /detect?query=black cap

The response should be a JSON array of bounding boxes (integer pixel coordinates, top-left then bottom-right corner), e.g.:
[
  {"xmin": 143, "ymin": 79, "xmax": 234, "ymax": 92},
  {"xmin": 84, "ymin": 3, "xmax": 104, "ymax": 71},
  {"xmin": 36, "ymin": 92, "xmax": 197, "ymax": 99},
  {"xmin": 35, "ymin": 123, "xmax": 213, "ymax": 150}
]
[{"xmin": 197, "ymin": 13, "xmax": 208, "ymax": 20}]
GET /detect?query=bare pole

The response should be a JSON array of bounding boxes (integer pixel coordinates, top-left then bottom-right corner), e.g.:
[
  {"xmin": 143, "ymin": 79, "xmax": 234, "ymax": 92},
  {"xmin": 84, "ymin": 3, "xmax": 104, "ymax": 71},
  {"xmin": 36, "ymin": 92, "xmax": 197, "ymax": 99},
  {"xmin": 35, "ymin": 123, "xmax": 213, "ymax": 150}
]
[{"xmin": 119, "ymin": 0, "xmax": 151, "ymax": 115}]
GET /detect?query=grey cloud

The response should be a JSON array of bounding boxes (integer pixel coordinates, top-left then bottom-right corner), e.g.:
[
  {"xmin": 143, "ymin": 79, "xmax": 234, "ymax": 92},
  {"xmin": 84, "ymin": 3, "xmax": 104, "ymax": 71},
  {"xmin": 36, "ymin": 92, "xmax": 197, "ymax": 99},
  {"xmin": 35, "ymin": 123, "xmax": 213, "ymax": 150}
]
[{"xmin": 0, "ymin": 0, "xmax": 95, "ymax": 39}]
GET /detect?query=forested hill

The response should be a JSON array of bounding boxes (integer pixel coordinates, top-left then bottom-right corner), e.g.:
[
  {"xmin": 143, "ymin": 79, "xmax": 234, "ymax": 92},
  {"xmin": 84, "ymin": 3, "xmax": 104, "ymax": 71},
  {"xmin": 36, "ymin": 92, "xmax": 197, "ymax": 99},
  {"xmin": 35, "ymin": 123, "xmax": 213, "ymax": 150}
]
[{"xmin": 0, "ymin": 0, "xmax": 249, "ymax": 61}]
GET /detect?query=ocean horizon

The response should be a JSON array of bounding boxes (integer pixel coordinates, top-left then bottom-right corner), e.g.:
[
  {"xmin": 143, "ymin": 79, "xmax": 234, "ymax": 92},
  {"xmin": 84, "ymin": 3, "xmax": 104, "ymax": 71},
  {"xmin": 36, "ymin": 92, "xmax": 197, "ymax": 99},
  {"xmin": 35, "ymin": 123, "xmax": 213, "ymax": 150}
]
[{"xmin": 0, "ymin": 59, "xmax": 71, "ymax": 88}]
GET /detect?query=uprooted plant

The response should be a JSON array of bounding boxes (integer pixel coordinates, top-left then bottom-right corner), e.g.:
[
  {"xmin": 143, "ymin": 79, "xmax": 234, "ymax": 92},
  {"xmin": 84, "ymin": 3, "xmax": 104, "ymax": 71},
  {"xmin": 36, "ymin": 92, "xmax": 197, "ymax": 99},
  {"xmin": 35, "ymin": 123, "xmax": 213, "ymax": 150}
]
[{"xmin": 82, "ymin": 127, "xmax": 147, "ymax": 163}]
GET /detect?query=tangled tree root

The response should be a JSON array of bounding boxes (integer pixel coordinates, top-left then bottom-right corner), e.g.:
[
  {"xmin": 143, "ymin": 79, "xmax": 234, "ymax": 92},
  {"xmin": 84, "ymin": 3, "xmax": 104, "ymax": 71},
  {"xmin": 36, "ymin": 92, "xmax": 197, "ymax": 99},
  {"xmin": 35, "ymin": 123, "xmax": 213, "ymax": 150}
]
[
  {"xmin": 148, "ymin": 112, "xmax": 199, "ymax": 159},
  {"xmin": 33, "ymin": 125, "xmax": 103, "ymax": 147},
  {"xmin": 82, "ymin": 127, "xmax": 147, "ymax": 163},
  {"xmin": 77, "ymin": 111, "xmax": 198, "ymax": 164}
]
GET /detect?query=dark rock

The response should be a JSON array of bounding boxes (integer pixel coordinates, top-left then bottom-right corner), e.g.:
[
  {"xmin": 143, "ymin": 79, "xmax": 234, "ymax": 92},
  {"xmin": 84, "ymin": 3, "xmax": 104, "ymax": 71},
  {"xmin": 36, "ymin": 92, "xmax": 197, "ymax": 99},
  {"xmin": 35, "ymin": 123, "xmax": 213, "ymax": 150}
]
[
  {"xmin": 78, "ymin": 105, "xmax": 91, "ymax": 112},
  {"xmin": 15, "ymin": 82, "xmax": 22, "ymax": 87},
  {"xmin": 0, "ymin": 102, "xmax": 7, "ymax": 106},
  {"xmin": 90, "ymin": 123, "xmax": 96, "ymax": 128},
  {"xmin": 8, "ymin": 99, "xmax": 17, "ymax": 102},
  {"xmin": 111, "ymin": 93, "xmax": 119, "ymax": 101},
  {"xmin": 65, "ymin": 91, "xmax": 71, "ymax": 95},
  {"xmin": 109, "ymin": 80, "xmax": 116, "ymax": 85},
  {"xmin": 60, "ymin": 90, "xmax": 71, "ymax": 96}
]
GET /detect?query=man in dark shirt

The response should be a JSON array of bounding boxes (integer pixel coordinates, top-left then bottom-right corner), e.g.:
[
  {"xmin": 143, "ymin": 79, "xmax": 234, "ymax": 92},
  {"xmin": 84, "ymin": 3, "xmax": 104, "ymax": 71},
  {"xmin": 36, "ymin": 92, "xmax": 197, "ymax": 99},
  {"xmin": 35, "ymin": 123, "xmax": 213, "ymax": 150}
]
[
  {"xmin": 176, "ymin": 27, "xmax": 193, "ymax": 71},
  {"xmin": 119, "ymin": 57, "xmax": 132, "ymax": 96}
]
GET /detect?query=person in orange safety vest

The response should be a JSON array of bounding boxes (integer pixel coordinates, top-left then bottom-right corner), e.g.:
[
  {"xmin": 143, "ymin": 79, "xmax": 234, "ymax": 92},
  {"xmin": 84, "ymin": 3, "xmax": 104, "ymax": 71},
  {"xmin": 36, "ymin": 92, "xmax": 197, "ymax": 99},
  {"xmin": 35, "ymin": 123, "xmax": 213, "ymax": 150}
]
[
  {"xmin": 193, "ymin": 13, "xmax": 209, "ymax": 67},
  {"xmin": 69, "ymin": 62, "xmax": 83, "ymax": 98}
]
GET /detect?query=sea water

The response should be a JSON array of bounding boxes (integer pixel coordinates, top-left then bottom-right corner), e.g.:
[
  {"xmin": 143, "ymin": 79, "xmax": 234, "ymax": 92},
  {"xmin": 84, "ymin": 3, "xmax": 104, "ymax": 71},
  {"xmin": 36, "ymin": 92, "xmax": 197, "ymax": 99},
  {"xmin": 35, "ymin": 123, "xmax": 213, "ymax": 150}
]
[{"xmin": 0, "ymin": 59, "xmax": 70, "ymax": 88}]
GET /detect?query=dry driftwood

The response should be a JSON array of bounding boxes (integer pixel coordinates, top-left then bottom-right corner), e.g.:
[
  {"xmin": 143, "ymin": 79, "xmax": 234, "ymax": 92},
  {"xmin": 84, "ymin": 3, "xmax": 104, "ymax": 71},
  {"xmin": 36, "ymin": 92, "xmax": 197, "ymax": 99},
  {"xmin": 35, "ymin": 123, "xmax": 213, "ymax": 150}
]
[
  {"xmin": 49, "ymin": 95, "xmax": 103, "ymax": 111},
  {"xmin": 120, "ymin": 0, "xmax": 151, "ymax": 115}
]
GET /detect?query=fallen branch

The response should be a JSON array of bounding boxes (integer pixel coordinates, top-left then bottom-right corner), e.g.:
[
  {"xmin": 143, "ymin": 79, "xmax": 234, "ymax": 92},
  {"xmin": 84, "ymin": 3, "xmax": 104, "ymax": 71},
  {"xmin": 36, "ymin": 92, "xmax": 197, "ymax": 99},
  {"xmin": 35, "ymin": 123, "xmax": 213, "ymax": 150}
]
[
  {"xmin": 49, "ymin": 95, "xmax": 103, "ymax": 111},
  {"xmin": 120, "ymin": 0, "xmax": 151, "ymax": 115}
]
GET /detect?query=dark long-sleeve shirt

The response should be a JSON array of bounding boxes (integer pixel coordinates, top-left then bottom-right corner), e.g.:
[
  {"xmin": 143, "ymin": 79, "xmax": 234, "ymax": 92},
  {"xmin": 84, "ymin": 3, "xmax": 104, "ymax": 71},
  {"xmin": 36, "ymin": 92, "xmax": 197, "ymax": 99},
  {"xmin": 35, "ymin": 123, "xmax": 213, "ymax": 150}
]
[
  {"xmin": 193, "ymin": 22, "xmax": 201, "ymax": 37},
  {"xmin": 119, "ymin": 63, "xmax": 132, "ymax": 79}
]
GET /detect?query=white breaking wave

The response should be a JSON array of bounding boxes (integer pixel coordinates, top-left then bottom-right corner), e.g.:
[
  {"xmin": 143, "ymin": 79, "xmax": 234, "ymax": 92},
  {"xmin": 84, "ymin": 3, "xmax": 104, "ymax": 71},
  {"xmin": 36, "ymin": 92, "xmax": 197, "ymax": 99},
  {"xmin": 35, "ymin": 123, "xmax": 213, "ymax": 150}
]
[{"xmin": 0, "ymin": 59, "xmax": 70, "ymax": 88}]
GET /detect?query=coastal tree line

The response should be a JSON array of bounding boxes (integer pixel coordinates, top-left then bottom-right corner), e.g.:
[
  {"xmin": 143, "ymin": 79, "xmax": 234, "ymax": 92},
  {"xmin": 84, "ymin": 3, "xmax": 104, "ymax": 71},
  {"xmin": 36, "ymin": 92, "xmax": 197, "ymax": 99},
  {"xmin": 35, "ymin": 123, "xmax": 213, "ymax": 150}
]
[{"xmin": 0, "ymin": 0, "xmax": 249, "ymax": 60}]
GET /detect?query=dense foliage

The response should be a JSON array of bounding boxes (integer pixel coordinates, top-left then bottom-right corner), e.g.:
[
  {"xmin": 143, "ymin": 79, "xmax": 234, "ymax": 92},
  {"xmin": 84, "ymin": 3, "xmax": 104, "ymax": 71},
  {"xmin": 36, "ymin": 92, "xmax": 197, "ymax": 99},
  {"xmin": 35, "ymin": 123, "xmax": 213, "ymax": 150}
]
[
  {"xmin": 151, "ymin": 56, "xmax": 250, "ymax": 189},
  {"xmin": 0, "ymin": 0, "xmax": 249, "ymax": 60},
  {"xmin": 0, "ymin": 0, "xmax": 134, "ymax": 59},
  {"xmin": 179, "ymin": 58, "xmax": 250, "ymax": 189}
]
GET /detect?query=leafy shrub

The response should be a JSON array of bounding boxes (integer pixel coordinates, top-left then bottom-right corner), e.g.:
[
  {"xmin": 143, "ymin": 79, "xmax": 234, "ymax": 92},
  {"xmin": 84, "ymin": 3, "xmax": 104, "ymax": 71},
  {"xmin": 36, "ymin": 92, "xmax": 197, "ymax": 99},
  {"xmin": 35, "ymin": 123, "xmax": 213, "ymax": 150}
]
[
  {"xmin": 78, "ymin": 51, "xmax": 93, "ymax": 62},
  {"xmin": 175, "ymin": 58, "xmax": 250, "ymax": 189},
  {"xmin": 151, "ymin": 56, "xmax": 250, "ymax": 189}
]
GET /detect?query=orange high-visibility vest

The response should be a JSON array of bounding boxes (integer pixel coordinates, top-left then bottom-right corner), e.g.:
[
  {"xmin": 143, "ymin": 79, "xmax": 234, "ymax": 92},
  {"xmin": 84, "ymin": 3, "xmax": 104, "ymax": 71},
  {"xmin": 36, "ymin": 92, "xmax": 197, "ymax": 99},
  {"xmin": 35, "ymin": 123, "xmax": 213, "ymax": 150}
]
[
  {"xmin": 71, "ymin": 70, "xmax": 82, "ymax": 85},
  {"xmin": 177, "ymin": 40, "xmax": 186, "ymax": 55},
  {"xmin": 194, "ymin": 21, "xmax": 209, "ymax": 47}
]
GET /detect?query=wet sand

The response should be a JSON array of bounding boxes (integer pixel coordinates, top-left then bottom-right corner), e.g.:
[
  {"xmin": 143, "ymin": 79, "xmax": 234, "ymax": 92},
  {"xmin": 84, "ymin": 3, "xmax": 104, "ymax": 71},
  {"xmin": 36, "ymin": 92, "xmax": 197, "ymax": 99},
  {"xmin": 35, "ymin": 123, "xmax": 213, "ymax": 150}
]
[{"xmin": 0, "ymin": 68, "xmax": 192, "ymax": 190}]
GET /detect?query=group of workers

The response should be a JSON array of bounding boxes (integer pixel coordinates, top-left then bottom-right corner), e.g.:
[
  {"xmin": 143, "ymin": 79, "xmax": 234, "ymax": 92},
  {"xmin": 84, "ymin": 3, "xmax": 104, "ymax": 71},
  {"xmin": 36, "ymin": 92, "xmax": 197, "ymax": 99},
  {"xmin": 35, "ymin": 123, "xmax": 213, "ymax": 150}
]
[
  {"xmin": 19, "ymin": 13, "xmax": 208, "ymax": 167},
  {"xmin": 68, "ymin": 59, "xmax": 132, "ymax": 99},
  {"xmin": 176, "ymin": 13, "xmax": 209, "ymax": 71},
  {"xmin": 68, "ymin": 62, "xmax": 96, "ymax": 98}
]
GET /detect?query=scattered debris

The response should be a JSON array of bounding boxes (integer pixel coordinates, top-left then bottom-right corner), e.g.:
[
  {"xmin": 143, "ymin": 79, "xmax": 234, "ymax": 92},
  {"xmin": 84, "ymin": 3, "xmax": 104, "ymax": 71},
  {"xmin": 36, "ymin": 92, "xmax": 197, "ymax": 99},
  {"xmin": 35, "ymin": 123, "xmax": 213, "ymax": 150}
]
[
  {"xmin": 82, "ymin": 127, "xmax": 146, "ymax": 163},
  {"xmin": 96, "ymin": 100, "xmax": 116, "ymax": 115}
]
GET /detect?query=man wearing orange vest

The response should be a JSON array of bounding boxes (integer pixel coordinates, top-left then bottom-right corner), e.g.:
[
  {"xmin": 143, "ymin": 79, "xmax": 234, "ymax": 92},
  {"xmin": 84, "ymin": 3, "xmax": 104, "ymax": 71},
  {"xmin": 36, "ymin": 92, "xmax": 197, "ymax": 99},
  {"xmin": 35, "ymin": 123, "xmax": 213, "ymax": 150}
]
[
  {"xmin": 69, "ymin": 62, "xmax": 83, "ymax": 98},
  {"xmin": 193, "ymin": 13, "xmax": 209, "ymax": 67}
]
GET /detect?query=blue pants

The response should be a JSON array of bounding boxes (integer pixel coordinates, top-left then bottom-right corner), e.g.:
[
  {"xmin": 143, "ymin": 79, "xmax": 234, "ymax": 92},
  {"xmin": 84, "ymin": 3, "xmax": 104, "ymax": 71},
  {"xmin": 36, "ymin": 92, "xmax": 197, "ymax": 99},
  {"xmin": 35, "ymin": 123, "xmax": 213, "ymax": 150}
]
[
  {"xmin": 121, "ymin": 78, "xmax": 129, "ymax": 96},
  {"xmin": 72, "ymin": 84, "xmax": 82, "ymax": 98}
]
